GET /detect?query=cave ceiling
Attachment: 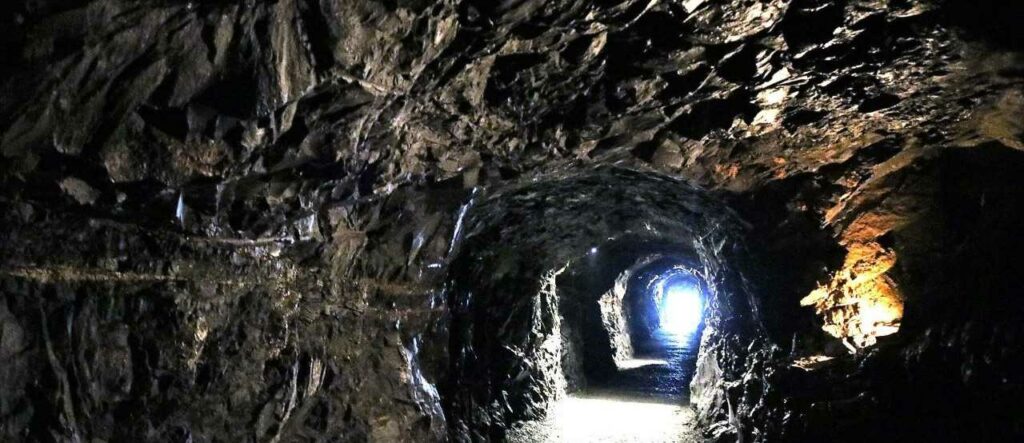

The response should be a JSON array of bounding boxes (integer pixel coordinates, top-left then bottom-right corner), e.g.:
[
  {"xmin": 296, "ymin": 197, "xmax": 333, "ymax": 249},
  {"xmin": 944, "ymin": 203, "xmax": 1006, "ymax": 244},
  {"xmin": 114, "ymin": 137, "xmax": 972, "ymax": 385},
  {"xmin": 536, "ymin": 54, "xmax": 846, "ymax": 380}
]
[{"xmin": 5, "ymin": 0, "xmax": 1022, "ymax": 346}]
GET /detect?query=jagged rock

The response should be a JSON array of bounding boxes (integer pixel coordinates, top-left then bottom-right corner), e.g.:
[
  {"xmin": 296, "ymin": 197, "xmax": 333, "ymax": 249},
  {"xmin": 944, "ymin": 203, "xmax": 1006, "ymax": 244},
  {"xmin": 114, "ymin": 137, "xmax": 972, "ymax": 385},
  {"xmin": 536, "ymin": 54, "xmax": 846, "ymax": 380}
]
[{"xmin": 2, "ymin": 0, "xmax": 1024, "ymax": 441}]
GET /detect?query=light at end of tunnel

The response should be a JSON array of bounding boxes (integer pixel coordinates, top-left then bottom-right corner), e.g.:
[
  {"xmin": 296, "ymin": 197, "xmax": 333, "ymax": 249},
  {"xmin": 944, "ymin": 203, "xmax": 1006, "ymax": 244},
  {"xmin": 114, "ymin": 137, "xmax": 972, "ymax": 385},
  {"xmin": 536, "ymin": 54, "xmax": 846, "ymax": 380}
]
[
  {"xmin": 659, "ymin": 281, "xmax": 704, "ymax": 336},
  {"xmin": 590, "ymin": 247, "xmax": 598, "ymax": 254}
]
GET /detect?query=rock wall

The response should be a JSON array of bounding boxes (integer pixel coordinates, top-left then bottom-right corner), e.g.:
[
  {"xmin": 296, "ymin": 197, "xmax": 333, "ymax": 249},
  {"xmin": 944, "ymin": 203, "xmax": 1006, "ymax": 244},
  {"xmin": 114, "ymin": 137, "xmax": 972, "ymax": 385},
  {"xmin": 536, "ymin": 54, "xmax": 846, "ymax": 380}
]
[
  {"xmin": 1, "ymin": 183, "xmax": 468, "ymax": 441},
  {"xmin": 3, "ymin": 0, "xmax": 1024, "ymax": 441},
  {"xmin": 598, "ymin": 269, "xmax": 635, "ymax": 366}
]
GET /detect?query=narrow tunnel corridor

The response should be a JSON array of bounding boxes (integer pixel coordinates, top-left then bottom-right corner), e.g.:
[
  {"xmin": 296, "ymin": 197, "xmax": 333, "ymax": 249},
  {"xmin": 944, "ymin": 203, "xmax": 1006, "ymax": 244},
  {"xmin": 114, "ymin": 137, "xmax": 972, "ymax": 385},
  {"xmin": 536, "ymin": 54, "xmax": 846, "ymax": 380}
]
[
  {"xmin": 438, "ymin": 169, "xmax": 749, "ymax": 441},
  {"xmin": 3, "ymin": 1, "xmax": 1024, "ymax": 442},
  {"xmin": 509, "ymin": 262, "xmax": 707, "ymax": 442}
]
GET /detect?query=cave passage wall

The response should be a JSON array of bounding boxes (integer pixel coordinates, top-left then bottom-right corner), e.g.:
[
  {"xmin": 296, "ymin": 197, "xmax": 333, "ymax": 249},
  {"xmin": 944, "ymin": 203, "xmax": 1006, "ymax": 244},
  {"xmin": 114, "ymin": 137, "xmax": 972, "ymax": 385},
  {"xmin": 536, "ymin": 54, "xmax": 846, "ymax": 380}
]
[
  {"xmin": 3, "ymin": 0, "xmax": 1024, "ymax": 441},
  {"xmin": 440, "ymin": 167, "xmax": 756, "ymax": 440}
]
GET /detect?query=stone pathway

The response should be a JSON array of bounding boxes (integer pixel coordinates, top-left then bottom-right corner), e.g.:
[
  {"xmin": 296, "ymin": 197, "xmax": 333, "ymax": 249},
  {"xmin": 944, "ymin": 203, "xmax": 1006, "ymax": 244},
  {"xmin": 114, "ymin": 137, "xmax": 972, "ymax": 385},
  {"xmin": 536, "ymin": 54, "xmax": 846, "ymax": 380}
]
[{"xmin": 508, "ymin": 330, "xmax": 700, "ymax": 442}]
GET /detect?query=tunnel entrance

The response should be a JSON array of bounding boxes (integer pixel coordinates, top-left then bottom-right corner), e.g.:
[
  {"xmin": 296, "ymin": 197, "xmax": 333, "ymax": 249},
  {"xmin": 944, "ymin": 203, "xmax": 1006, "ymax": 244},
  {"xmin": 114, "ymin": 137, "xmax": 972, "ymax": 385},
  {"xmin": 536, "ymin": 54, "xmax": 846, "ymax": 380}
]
[
  {"xmin": 442, "ymin": 167, "xmax": 744, "ymax": 441},
  {"xmin": 509, "ymin": 250, "xmax": 706, "ymax": 442},
  {"xmin": 583, "ymin": 258, "xmax": 706, "ymax": 404}
]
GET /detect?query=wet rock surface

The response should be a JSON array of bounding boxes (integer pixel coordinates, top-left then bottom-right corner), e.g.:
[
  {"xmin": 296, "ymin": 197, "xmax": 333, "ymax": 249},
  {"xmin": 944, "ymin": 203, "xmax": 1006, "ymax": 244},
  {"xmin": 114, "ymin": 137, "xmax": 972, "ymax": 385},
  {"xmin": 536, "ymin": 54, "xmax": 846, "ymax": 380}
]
[
  {"xmin": 590, "ymin": 330, "xmax": 702, "ymax": 403},
  {"xmin": 2, "ymin": 0, "xmax": 1024, "ymax": 441}
]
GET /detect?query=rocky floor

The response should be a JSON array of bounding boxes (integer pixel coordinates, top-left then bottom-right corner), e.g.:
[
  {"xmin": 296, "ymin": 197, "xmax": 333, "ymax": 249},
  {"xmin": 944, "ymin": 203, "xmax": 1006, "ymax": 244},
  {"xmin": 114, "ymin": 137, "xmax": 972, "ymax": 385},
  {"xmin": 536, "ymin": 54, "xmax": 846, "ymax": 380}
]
[{"xmin": 508, "ymin": 330, "xmax": 700, "ymax": 442}]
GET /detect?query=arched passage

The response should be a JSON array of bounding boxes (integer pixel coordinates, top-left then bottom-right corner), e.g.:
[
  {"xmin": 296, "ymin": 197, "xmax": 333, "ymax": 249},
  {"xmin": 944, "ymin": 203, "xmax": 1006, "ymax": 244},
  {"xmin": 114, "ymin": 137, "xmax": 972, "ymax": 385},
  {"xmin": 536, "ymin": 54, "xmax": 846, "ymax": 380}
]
[
  {"xmin": 549, "ymin": 250, "xmax": 708, "ymax": 398},
  {"xmin": 439, "ymin": 167, "xmax": 761, "ymax": 441}
]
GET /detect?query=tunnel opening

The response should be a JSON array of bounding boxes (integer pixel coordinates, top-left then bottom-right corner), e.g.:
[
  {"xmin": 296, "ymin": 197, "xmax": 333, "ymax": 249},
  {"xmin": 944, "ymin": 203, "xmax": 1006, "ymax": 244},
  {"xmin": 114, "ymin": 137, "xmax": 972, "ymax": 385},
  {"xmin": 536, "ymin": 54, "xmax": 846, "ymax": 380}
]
[
  {"xmin": 508, "ymin": 246, "xmax": 710, "ymax": 442},
  {"xmin": 573, "ymin": 254, "xmax": 707, "ymax": 404},
  {"xmin": 440, "ymin": 167, "xmax": 747, "ymax": 441},
  {"xmin": 655, "ymin": 275, "xmax": 704, "ymax": 337}
]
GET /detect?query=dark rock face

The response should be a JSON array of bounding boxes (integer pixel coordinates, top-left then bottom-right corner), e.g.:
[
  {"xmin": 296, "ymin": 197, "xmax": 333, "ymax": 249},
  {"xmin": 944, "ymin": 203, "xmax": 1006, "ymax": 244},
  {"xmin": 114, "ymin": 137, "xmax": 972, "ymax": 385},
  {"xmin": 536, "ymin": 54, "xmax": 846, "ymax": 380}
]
[{"xmin": 2, "ymin": 0, "xmax": 1024, "ymax": 441}]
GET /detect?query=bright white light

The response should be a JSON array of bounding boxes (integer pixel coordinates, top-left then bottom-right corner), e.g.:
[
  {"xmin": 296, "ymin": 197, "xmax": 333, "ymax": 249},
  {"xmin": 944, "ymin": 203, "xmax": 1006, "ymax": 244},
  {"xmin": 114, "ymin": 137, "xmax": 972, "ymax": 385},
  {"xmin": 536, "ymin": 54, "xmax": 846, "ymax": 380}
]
[
  {"xmin": 508, "ymin": 394, "xmax": 695, "ymax": 442},
  {"xmin": 589, "ymin": 247, "xmax": 598, "ymax": 254},
  {"xmin": 616, "ymin": 358, "xmax": 668, "ymax": 370},
  {"xmin": 660, "ymin": 281, "xmax": 703, "ymax": 335}
]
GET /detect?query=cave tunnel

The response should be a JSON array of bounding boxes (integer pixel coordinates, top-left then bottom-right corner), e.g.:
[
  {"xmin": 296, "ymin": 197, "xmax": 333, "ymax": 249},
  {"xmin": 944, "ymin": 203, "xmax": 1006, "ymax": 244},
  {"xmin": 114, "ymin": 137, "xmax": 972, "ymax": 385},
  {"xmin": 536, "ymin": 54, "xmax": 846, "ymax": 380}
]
[
  {"xmin": 3, "ymin": 1, "xmax": 1024, "ymax": 442},
  {"xmin": 441, "ymin": 169, "xmax": 741, "ymax": 441}
]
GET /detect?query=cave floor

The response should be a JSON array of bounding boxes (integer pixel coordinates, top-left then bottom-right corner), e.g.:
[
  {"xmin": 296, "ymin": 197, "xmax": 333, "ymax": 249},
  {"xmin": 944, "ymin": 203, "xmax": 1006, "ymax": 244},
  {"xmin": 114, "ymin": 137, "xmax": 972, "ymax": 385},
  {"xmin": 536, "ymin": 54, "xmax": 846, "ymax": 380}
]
[{"xmin": 508, "ymin": 330, "xmax": 700, "ymax": 442}]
